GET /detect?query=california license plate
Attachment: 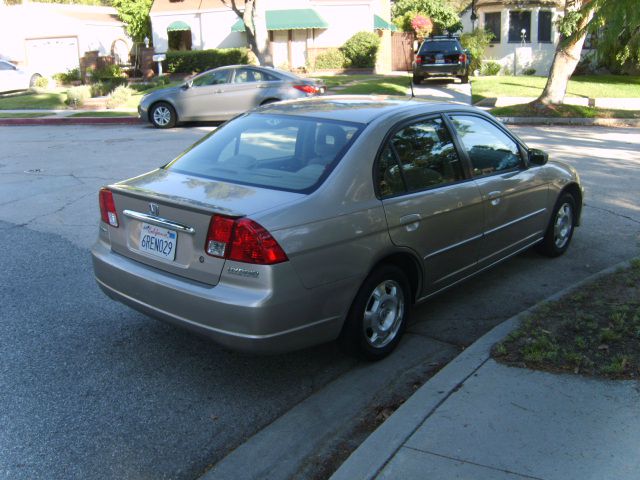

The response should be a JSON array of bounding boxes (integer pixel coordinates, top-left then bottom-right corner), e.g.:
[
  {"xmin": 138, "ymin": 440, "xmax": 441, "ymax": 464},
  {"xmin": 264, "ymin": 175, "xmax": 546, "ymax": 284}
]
[{"xmin": 138, "ymin": 223, "xmax": 177, "ymax": 261}]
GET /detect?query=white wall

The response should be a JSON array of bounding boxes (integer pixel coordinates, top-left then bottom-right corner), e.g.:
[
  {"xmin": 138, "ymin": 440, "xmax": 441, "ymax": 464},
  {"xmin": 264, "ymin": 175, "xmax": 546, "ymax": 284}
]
[
  {"xmin": 199, "ymin": 10, "xmax": 246, "ymax": 49},
  {"xmin": 151, "ymin": 13, "xmax": 202, "ymax": 53},
  {"xmin": 312, "ymin": 4, "xmax": 373, "ymax": 47}
]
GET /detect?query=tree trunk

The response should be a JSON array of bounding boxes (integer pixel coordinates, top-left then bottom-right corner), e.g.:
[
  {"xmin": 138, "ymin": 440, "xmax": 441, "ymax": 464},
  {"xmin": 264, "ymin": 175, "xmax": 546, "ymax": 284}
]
[
  {"xmin": 243, "ymin": 0, "xmax": 272, "ymax": 66},
  {"xmin": 533, "ymin": 0, "xmax": 595, "ymax": 106}
]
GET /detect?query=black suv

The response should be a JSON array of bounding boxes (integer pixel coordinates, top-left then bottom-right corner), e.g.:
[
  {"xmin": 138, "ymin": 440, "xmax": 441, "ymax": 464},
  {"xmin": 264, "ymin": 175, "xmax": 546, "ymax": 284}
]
[{"xmin": 412, "ymin": 35, "xmax": 470, "ymax": 84}]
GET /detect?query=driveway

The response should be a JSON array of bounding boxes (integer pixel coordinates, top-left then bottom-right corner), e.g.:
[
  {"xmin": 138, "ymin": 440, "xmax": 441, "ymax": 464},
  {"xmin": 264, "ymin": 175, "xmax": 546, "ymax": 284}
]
[
  {"xmin": 0, "ymin": 124, "xmax": 637, "ymax": 479},
  {"xmin": 412, "ymin": 78, "xmax": 471, "ymax": 104}
]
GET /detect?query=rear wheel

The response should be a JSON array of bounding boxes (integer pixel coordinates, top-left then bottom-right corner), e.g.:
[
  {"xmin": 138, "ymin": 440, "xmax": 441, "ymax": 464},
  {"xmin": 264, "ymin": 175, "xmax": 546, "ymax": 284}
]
[
  {"xmin": 260, "ymin": 98, "xmax": 279, "ymax": 106},
  {"xmin": 339, "ymin": 265, "xmax": 410, "ymax": 360},
  {"xmin": 460, "ymin": 74, "xmax": 469, "ymax": 84},
  {"xmin": 412, "ymin": 74, "xmax": 423, "ymax": 85},
  {"xmin": 150, "ymin": 102, "xmax": 176, "ymax": 129},
  {"xmin": 537, "ymin": 192, "xmax": 576, "ymax": 257}
]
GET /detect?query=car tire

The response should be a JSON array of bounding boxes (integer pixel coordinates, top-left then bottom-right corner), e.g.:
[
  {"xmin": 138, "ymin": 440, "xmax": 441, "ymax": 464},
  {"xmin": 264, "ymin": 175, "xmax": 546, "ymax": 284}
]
[
  {"xmin": 29, "ymin": 74, "xmax": 41, "ymax": 88},
  {"xmin": 150, "ymin": 102, "xmax": 177, "ymax": 129},
  {"xmin": 460, "ymin": 74, "xmax": 469, "ymax": 84},
  {"xmin": 412, "ymin": 74, "xmax": 423, "ymax": 85},
  {"xmin": 536, "ymin": 192, "xmax": 577, "ymax": 257},
  {"xmin": 339, "ymin": 264, "xmax": 411, "ymax": 361}
]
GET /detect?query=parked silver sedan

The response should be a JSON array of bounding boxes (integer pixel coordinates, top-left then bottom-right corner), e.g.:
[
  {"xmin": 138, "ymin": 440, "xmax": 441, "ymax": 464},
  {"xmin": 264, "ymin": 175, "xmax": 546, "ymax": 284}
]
[
  {"xmin": 138, "ymin": 65, "xmax": 325, "ymax": 128},
  {"xmin": 93, "ymin": 97, "xmax": 583, "ymax": 359}
]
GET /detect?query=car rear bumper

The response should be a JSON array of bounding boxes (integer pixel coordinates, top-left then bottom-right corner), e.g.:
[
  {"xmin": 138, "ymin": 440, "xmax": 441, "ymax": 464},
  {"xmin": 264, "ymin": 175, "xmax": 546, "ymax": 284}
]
[
  {"xmin": 414, "ymin": 64, "xmax": 467, "ymax": 77},
  {"xmin": 91, "ymin": 239, "xmax": 347, "ymax": 354}
]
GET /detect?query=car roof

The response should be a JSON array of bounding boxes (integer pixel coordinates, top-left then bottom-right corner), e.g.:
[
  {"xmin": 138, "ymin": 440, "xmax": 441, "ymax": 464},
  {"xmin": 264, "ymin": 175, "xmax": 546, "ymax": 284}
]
[{"xmin": 254, "ymin": 96, "xmax": 479, "ymax": 124}]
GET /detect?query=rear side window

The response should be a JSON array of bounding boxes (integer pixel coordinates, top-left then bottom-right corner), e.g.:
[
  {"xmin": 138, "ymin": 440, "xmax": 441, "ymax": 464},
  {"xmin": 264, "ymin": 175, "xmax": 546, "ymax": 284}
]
[
  {"xmin": 419, "ymin": 40, "xmax": 460, "ymax": 54},
  {"xmin": 450, "ymin": 115, "xmax": 522, "ymax": 177},
  {"xmin": 377, "ymin": 117, "xmax": 463, "ymax": 197},
  {"xmin": 167, "ymin": 114, "xmax": 362, "ymax": 192}
]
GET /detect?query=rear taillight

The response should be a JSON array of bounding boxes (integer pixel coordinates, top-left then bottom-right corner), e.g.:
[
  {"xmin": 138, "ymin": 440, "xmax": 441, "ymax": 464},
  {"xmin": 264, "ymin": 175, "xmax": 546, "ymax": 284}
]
[
  {"xmin": 415, "ymin": 55, "xmax": 423, "ymax": 65},
  {"xmin": 293, "ymin": 84, "xmax": 317, "ymax": 95},
  {"xmin": 459, "ymin": 53, "xmax": 467, "ymax": 63},
  {"xmin": 205, "ymin": 215, "xmax": 287, "ymax": 265},
  {"xmin": 99, "ymin": 188, "xmax": 118, "ymax": 227}
]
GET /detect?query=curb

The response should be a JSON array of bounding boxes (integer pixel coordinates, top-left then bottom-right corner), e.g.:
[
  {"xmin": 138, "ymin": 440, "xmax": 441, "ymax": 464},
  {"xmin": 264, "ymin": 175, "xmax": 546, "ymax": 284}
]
[
  {"xmin": 497, "ymin": 116, "xmax": 640, "ymax": 127},
  {"xmin": 330, "ymin": 257, "xmax": 638, "ymax": 480},
  {"xmin": 0, "ymin": 116, "xmax": 141, "ymax": 126}
]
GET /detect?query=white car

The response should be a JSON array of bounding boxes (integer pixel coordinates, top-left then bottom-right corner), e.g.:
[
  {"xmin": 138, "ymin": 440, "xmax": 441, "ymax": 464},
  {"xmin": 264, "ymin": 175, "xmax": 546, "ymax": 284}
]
[{"xmin": 0, "ymin": 60, "xmax": 42, "ymax": 93}]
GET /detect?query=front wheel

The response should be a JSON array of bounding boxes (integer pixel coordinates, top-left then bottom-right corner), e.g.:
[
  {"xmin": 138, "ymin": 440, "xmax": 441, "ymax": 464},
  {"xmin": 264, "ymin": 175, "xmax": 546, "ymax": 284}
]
[
  {"xmin": 29, "ymin": 74, "xmax": 41, "ymax": 88},
  {"xmin": 339, "ymin": 265, "xmax": 410, "ymax": 360},
  {"xmin": 536, "ymin": 192, "xmax": 577, "ymax": 257},
  {"xmin": 150, "ymin": 102, "xmax": 177, "ymax": 129}
]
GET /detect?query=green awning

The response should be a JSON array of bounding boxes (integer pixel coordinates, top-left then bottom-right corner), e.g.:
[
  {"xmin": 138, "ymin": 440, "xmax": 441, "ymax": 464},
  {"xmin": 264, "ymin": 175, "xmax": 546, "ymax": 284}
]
[
  {"xmin": 374, "ymin": 14, "xmax": 397, "ymax": 31},
  {"xmin": 231, "ymin": 9, "xmax": 329, "ymax": 32},
  {"xmin": 167, "ymin": 21, "xmax": 191, "ymax": 32}
]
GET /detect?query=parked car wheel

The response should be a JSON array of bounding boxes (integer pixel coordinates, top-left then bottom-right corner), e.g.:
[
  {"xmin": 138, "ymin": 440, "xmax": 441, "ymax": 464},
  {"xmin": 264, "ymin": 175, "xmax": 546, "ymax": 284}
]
[
  {"xmin": 340, "ymin": 264, "xmax": 410, "ymax": 360},
  {"xmin": 537, "ymin": 192, "xmax": 577, "ymax": 257},
  {"xmin": 29, "ymin": 74, "xmax": 41, "ymax": 88},
  {"xmin": 150, "ymin": 102, "xmax": 177, "ymax": 129},
  {"xmin": 412, "ymin": 74, "xmax": 423, "ymax": 85}
]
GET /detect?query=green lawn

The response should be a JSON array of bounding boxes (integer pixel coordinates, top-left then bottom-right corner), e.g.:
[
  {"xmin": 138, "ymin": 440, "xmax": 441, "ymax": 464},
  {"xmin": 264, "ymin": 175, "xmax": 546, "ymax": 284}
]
[
  {"xmin": 472, "ymin": 75, "xmax": 640, "ymax": 103},
  {"xmin": 315, "ymin": 75, "xmax": 410, "ymax": 95},
  {"xmin": 68, "ymin": 111, "xmax": 138, "ymax": 118},
  {"xmin": 0, "ymin": 112, "xmax": 51, "ymax": 118},
  {"xmin": 0, "ymin": 91, "xmax": 67, "ymax": 110},
  {"xmin": 491, "ymin": 103, "xmax": 640, "ymax": 119}
]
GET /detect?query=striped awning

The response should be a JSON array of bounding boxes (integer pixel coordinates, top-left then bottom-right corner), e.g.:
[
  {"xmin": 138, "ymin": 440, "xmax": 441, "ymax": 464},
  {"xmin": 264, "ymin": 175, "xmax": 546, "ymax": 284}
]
[
  {"xmin": 167, "ymin": 20, "xmax": 191, "ymax": 32},
  {"xmin": 231, "ymin": 9, "xmax": 329, "ymax": 32},
  {"xmin": 374, "ymin": 14, "xmax": 397, "ymax": 31}
]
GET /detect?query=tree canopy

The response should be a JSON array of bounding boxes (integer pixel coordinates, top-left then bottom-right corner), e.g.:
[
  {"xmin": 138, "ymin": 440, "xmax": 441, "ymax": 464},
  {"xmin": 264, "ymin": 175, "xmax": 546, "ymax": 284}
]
[
  {"xmin": 392, "ymin": 0, "xmax": 462, "ymax": 33},
  {"xmin": 112, "ymin": 0, "xmax": 153, "ymax": 42}
]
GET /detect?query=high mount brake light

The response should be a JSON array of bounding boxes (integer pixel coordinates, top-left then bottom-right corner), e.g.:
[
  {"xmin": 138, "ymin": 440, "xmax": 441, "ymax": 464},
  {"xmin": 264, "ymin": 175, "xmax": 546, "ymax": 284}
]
[
  {"xmin": 205, "ymin": 215, "xmax": 288, "ymax": 265},
  {"xmin": 99, "ymin": 188, "xmax": 119, "ymax": 227}
]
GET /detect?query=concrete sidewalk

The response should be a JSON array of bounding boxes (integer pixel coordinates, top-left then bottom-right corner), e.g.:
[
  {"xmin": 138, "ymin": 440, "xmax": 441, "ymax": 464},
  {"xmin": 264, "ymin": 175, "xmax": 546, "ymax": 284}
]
[{"xmin": 331, "ymin": 262, "xmax": 640, "ymax": 480}]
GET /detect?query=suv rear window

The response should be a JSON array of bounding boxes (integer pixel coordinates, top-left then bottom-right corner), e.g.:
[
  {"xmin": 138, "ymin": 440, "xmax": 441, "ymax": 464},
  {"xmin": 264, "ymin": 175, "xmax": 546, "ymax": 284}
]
[
  {"xmin": 419, "ymin": 40, "xmax": 461, "ymax": 54},
  {"xmin": 166, "ymin": 114, "xmax": 362, "ymax": 193}
]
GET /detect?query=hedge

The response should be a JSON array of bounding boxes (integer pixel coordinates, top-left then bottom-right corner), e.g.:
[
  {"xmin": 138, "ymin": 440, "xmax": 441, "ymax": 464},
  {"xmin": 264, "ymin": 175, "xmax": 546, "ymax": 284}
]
[{"xmin": 165, "ymin": 48, "xmax": 250, "ymax": 74}]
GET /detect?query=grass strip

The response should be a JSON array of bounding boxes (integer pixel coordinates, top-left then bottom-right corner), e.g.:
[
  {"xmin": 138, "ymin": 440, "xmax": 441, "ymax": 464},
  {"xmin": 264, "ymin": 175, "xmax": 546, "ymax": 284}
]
[
  {"xmin": 491, "ymin": 103, "xmax": 640, "ymax": 119},
  {"xmin": 68, "ymin": 111, "xmax": 138, "ymax": 118},
  {"xmin": 0, "ymin": 112, "xmax": 51, "ymax": 118},
  {"xmin": 493, "ymin": 259, "xmax": 640, "ymax": 379}
]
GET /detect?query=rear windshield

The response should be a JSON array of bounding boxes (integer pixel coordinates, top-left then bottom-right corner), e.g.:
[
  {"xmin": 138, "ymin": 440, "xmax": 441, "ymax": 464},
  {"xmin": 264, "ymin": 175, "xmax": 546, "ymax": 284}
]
[
  {"xmin": 419, "ymin": 40, "xmax": 461, "ymax": 54},
  {"xmin": 166, "ymin": 114, "xmax": 362, "ymax": 193}
]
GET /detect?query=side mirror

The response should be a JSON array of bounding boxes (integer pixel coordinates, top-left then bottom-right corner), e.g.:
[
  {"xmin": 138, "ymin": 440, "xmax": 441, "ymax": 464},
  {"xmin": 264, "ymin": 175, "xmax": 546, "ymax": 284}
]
[
  {"xmin": 182, "ymin": 80, "xmax": 192, "ymax": 89},
  {"xmin": 528, "ymin": 148, "xmax": 548, "ymax": 166}
]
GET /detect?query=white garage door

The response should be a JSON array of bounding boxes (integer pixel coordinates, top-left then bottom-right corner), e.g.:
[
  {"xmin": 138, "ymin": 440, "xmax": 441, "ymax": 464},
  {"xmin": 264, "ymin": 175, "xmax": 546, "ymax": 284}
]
[{"xmin": 25, "ymin": 37, "xmax": 79, "ymax": 75}]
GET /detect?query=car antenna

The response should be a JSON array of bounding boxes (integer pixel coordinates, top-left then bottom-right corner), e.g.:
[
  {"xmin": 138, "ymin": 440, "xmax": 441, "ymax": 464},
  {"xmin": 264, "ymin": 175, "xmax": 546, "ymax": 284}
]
[{"xmin": 404, "ymin": 37, "xmax": 415, "ymax": 98}]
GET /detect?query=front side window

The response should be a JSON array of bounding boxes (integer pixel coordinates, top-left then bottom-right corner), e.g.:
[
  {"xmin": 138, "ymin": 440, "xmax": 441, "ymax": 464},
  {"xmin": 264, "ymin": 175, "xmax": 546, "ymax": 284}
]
[
  {"xmin": 167, "ymin": 114, "xmax": 361, "ymax": 192},
  {"xmin": 509, "ymin": 11, "xmax": 531, "ymax": 43},
  {"xmin": 538, "ymin": 11, "xmax": 553, "ymax": 43},
  {"xmin": 192, "ymin": 70, "xmax": 230, "ymax": 87},
  {"xmin": 484, "ymin": 12, "xmax": 501, "ymax": 43},
  {"xmin": 450, "ymin": 115, "xmax": 522, "ymax": 177},
  {"xmin": 377, "ymin": 117, "xmax": 463, "ymax": 196}
]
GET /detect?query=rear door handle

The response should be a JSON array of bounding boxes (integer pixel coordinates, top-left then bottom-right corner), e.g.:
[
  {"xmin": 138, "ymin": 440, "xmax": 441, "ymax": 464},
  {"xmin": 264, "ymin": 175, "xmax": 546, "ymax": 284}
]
[
  {"xmin": 400, "ymin": 213, "xmax": 421, "ymax": 232},
  {"xmin": 487, "ymin": 190, "xmax": 501, "ymax": 206}
]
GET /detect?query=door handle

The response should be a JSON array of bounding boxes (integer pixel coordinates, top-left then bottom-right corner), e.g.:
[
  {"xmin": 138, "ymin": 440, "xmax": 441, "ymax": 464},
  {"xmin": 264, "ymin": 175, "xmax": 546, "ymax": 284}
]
[
  {"xmin": 400, "ymin": 214, "xmax": 421, "ymax": 232},
  {"xmin": 487, "ymin": 190, "xmax": 501, "ymax": 206}
]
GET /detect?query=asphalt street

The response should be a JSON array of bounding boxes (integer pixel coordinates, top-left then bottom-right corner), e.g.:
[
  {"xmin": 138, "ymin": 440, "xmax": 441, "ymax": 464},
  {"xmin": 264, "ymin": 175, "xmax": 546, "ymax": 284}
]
[{"xmin": 0, "ymin": 123, "xmax": 638, "ymax": 479}]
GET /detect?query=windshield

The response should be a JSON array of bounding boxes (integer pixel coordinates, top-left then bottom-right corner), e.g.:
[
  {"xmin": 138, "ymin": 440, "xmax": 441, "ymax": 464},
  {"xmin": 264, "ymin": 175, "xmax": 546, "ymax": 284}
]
[{"xmin": 166, "ymin": 114, "xmax": 363, "ymax": 193}]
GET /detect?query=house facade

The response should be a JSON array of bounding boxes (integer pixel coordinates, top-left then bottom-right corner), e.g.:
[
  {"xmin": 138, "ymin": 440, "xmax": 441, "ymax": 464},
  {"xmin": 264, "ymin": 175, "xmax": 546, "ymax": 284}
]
[
  {"xmin": 0, "ymin": 2, "xmax": 132, "ymax": 75},
  {"xmin": 149, "ymin": 0, "xmax": 395, "ymax": 71},
  {"xmin": 461, "ymin": 0, "xmax": 565, "ymax": 75}
]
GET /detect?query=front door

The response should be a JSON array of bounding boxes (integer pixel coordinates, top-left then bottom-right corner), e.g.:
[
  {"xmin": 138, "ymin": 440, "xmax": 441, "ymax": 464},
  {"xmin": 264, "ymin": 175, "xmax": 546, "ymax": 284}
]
[
  {"xmin": 178, "ymin": 68, "xmax": 231, "ymax": 120},
  {"xmin": 378, "ymin": 116, "xmax": 484, "ymax": 294},
  {"xmin": 447, "ymin": 114, "xmax": 549, "ymax": 266}
]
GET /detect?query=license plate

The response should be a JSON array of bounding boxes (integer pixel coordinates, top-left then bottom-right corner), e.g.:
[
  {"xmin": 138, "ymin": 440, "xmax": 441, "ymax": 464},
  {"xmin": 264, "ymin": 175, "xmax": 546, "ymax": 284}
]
[
  {"xmin": 138, "ymin": 223, "xmax": 177, "ymax": 261},
  {"xmin": 435, "ymin": 59, "xmax": 445, "ymax": 64}
]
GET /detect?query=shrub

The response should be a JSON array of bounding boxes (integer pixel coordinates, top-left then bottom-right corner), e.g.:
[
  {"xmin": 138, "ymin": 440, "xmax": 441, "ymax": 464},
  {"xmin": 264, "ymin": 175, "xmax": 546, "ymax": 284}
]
[
  {"xmin": 89, "ymin": 78, "xmax": 128, "ymax": 96},
  {"xmin": 340, "ymin": 31, "xmax": 380, "ymax": 68},
  {"xmin": 523, "ymin": 67, "xmax": 536, "ymax": 76},
  {"xmin": 91, "ymin": 64, "xmax": 124, "ymax": 80},
  {"xmin": 129, "ymin": 76, "xmax": 171, "ymax": 92},
  {"xmin": 481, "ymin": 61, "xmax": 501, "ymax": 76},
  {"xmin": 314, "ymin": 49, "xmax": 347, "ymax": 69},
  {"xmin": 53, "ymin": 68, "xmax": 80, "ymax": 85},
  {"xmin": 165, "ymin": 48, "xmax": 250, "ymax": 74},
  {"xmin": 106, "ymin": 85, "xmax": 134, "ymax": 109},
  {"xmin": 33, "ymin": 76, "xmax": 49, "ymax": 89},
  {"xmin": 460, "ymin": 29, "xmax": 494, "ymax": 73},
  {"xmin": 66, "ymin": 85, "xmax": 91, "ymax": 106}
]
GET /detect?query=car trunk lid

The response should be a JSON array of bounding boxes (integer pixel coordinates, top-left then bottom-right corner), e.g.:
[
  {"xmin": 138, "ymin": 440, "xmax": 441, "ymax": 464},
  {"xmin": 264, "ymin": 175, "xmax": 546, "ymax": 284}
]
[{"xmin": 105, "ymin": 169, "xmax": 304, "ymax": 285}]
